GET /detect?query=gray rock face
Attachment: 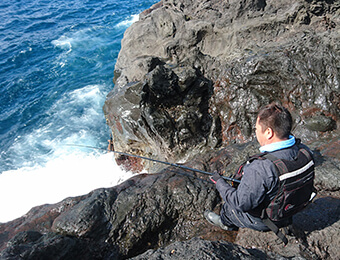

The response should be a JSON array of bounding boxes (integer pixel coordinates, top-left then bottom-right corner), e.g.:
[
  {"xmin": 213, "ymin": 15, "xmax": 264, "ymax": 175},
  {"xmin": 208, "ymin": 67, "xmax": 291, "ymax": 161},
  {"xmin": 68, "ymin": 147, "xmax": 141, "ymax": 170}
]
[{"xmin": 103, "ymin": 0, "xmax": 340, "ymax": 172}]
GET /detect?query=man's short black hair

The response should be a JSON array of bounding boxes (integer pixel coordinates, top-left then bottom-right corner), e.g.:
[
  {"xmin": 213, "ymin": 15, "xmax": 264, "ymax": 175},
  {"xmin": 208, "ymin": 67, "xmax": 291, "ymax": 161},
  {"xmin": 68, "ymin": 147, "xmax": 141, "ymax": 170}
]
[{"xmin": 257, "ymin": 103, "xmax": 293, "ymax": 139}]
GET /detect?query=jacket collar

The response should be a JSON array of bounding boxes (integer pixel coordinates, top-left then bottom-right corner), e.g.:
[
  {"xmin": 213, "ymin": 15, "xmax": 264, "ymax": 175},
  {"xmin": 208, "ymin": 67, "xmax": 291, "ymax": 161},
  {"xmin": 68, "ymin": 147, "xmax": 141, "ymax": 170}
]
[{"xmin": 259, "ymin": 135, "xmax": 296, "ymax": 153}]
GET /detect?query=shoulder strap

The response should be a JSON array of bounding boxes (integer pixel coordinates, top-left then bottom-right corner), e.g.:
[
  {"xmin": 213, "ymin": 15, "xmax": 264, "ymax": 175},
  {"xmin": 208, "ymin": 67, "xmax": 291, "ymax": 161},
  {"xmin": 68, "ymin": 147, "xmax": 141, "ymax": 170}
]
[
  {"xmin": 231, "ymin": 152, "xmax": 267, "ymax": 181},
  {"xmin": 263, "ymin": 153, "xmax": 288, "ymax": 176},
  {"xmin": 300, "ymin": 148, "xmax": 313, "ymax": 161},
  {"xmin": 247, "ymin": 152, "xmax": 267, "ymax": 162},
  {"xmin": 260, "ymin": 153, "xmax": 290, "ymax": 245}
]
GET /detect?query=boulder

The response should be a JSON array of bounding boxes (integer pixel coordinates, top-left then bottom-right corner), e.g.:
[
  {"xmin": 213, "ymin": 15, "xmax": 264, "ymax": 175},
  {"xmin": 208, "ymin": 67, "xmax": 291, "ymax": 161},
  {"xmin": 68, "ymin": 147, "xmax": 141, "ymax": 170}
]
[{"xmin": 0, "ymin": 171, "xmax": 231, "ymax": 259}]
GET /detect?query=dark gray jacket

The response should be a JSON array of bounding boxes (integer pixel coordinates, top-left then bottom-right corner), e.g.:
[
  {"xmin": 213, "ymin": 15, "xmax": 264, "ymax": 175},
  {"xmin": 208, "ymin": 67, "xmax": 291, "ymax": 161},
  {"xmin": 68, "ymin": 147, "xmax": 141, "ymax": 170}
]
[{"xmin": 215, "ymin": 142, "xmax": 311, "ymax": 230}]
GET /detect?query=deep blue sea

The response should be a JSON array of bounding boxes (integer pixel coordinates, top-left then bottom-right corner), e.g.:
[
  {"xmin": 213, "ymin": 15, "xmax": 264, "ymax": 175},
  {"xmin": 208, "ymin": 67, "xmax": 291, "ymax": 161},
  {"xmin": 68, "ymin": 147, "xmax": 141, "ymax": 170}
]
[{"xmin": 0, "ymin": 0, "xmax": 158, "ymax": 222}]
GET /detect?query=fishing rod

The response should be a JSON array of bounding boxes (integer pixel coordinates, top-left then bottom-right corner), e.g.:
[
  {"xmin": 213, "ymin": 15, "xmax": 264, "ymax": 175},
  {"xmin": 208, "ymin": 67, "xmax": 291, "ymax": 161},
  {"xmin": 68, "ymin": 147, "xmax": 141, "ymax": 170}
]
[{"xmin": 66, "ymin": 144, "xmax": 241, "ymax": 183}]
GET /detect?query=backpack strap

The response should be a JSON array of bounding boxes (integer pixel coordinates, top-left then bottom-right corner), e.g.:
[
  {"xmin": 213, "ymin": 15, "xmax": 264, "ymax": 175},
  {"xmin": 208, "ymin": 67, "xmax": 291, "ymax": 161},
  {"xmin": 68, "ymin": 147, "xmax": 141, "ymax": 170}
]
[
  {"xmin": 263, "ymin": 153, "xmax": 288, "ymax": 175},
  {"xmin": 262, "ymin": 216, "xmax": 289, "ymax": 245},
  {"xmin": 261, "ymin": 153, "xmax": 290, "ymax": 245},
  {"xmin": 230, "ymin": 153, "xmax": 267, "ymax": 187},
  {"xmin": 300, "ymin": 148, "xmax": 313, "ymax": 161}
]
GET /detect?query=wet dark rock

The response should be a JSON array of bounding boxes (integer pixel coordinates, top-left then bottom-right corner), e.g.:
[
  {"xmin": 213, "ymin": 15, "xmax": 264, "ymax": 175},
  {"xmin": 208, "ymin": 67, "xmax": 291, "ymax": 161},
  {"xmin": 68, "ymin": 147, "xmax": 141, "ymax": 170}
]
[
  {"xmin": 304, "ymin": 114, "xmax": 336, "ymax": 132},
  {"xmin": 0, "ymin": 171, "xmax": 231, "ymax": 259},
  {"xmin": 101, "ymin": 2, "xmax": 340, "ymax": 256},
  {"xmin": 130, "ymin": 237, "xmax": 293, "ymax": 260},
  {"xmin": 306, "ymin": 137, "xmax": 340, "ymax": 192},
  {"xmin": 0, "ymin": 196, "xmax": 86, "ymax": 252},
  {"xmin": 103, "ymin": 0, "xmax": 340, "ymax": 172},
  {"xmin": 1, "ymin": 231, "xmax": 114, "ymax": 260}
]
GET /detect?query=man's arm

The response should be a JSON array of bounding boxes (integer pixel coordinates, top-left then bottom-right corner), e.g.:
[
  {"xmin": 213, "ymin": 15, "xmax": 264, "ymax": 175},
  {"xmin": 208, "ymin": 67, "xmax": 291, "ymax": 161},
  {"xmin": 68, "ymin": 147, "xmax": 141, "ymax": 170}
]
[{"xmin": 215, "ymin": 160, "xmax": 273, "ymax": 212}]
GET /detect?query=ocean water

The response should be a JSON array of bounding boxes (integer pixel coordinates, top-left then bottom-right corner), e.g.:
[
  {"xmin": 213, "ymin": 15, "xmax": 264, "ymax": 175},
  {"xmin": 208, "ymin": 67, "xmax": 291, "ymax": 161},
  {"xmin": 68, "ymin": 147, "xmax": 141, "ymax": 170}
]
[{"xmin": 0, "ymin": 0, "xmax": 158, "ymax": 223}]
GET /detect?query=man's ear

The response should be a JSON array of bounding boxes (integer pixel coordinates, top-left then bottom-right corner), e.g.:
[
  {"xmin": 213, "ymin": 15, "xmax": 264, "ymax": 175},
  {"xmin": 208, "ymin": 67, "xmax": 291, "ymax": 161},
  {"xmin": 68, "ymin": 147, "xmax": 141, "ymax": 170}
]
[{"xmin": 265, "ymin": 127, "xmax": 274, "ymax": 140}]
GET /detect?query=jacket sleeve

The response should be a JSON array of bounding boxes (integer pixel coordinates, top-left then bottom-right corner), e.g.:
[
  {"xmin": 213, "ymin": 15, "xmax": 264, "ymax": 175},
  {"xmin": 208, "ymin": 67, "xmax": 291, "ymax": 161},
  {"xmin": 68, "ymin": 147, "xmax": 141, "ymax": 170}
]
[{"xmin": 216, "ymin": 160, "xmax": 277, "ymax": 212}]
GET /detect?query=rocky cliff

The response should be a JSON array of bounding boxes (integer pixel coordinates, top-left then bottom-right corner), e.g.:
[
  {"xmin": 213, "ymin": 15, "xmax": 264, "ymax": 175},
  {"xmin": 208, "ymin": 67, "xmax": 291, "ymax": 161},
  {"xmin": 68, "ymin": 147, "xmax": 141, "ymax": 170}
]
[
  {"xmin": 103, "ymin": 0, "xmax": 339, "ymax": 172},
  {"xmin": 1, "ymin": 0, "xmax": 339, "ymax": 259}
]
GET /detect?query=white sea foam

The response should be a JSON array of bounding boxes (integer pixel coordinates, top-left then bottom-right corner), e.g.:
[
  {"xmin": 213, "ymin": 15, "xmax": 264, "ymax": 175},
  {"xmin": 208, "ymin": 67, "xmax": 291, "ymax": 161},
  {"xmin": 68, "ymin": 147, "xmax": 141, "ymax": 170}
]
[
  {"xmin": 52, "ymin": 35, "xmax": 72, "ymax": 53},
  {"xmin": 7, "ymin": 84, "xmax": 108, "ymax": 168},
  {"xmin": 51, "ymin": 28, "xmax": 104, "ymax": 69},
  {"xmin": 0, "ymin": 152, "xmax": 133, "ymax": 223},
  {"xmin": 115, "ymin": 14, "xmax": 139, "ymax": 28},
  {"xmin": 52, "ymin": 30, "xmax": 95, "ymax": 56},
  {"xmin": 0, "ymin": 84, "xmax": 135, "ymax": 223},
  {"xmin": 52, "ymin": 26, "xmax": 106, "ymax": 54}
]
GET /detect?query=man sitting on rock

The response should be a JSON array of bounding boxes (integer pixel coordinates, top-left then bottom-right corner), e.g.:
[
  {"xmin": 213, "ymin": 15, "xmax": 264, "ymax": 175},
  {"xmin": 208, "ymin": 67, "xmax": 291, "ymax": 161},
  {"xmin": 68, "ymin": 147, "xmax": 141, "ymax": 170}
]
[{"xmin": 204, "ymin": 103, "xmax": 314, "ymax": 234}]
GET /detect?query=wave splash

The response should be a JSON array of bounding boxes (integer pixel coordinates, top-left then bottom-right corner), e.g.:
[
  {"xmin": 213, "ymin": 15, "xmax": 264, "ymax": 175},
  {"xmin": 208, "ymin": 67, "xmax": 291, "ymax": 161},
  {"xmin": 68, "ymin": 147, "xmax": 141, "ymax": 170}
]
[
  {"xmin": 0, "ymin": 151, "xmax": 133, "ymax": 223},
  {"xmin": 116, "ymin": 14, "xmax": 139, "ymax": 28},
  {"xmin": 0, "ymin": 84, "xmax": 134, "ymax": 223}
]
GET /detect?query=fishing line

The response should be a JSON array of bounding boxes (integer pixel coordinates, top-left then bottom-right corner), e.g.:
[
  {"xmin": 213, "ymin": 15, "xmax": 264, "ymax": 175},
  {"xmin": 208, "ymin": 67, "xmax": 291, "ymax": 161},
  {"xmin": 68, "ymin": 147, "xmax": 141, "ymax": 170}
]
[{"xmin": 65, "ymin": 144, "xmax": 241, "ymax": 183}]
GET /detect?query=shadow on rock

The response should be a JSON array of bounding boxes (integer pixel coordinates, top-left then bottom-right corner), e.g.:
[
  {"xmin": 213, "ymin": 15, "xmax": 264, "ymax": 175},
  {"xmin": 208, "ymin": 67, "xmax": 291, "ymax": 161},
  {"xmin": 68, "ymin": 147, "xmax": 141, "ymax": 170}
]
[
  {"xmin": 131, "ymin": 237, "xmax": 285, "ymax": 260},
  {"xmin": 235, "ymin": 196, "xmax": 340, "ymax": 259},
  {"xmin": 294, "ymin": 196, "xmax": 340, "ymax": 233}
]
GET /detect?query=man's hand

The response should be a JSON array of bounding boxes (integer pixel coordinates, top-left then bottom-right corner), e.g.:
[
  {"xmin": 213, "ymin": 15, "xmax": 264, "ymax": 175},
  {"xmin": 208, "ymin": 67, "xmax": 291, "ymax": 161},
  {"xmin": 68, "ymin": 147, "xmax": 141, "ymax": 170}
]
[{"xmin": 209, "ymin": 172, "xmax": 222, "ymax": 184}]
